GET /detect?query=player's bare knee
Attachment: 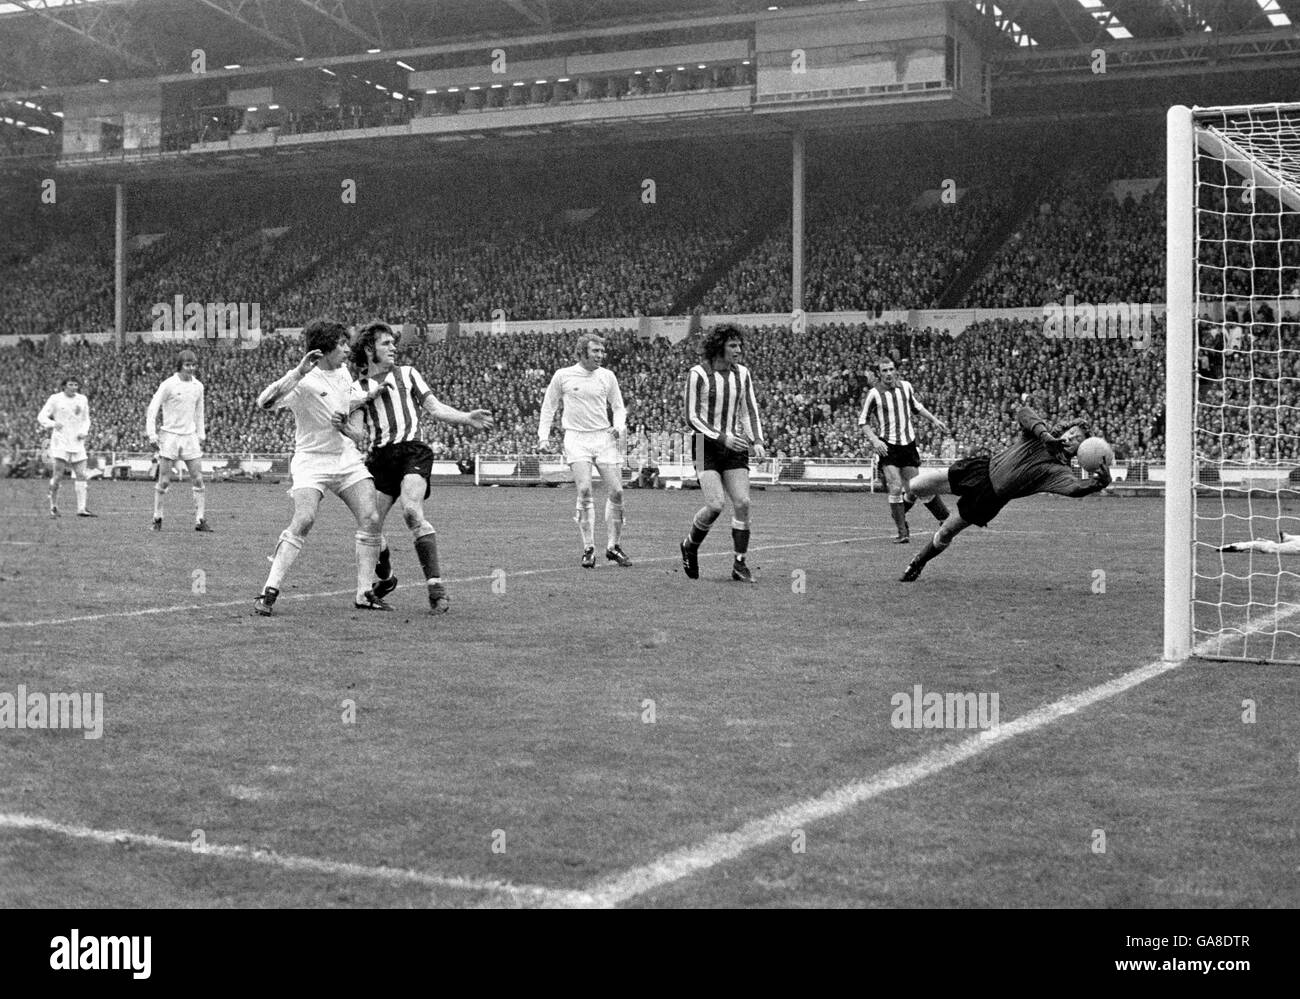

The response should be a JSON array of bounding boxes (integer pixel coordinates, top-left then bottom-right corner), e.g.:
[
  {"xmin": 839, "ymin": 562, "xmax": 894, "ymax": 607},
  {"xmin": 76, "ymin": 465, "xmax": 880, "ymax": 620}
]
[
  {"xmin": 606, "ymin": 484, "xmax": 623, "ymax": 505},
  {"xmin": 401, "ymin": 501, "xmax": 423, "ymax": 532},
  {"xmin": 575, "ymin": 484, "xmax": 593, "ymax": 504},
  {"xmin": 732, "ymin": 499, "xmax": 750, "ymax": 522},
  {"xmin": 290, "ymin": 513, "xmax": 315, "ymax": 536}
]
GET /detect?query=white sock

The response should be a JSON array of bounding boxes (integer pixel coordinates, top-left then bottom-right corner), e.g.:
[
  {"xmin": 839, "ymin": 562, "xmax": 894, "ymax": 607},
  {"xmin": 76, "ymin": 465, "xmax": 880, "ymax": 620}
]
[
  {"xmin": 575, "ymin": 499, "xmax": 595, "ymax": 549},
  {"xmin": 605, "ymin": 497, "xmax": 624, "ymax": 548},
  {"xmin": 265, "ymin": 531, "xmax": 304, "ymax": 591},
  {"xmin": 74, "ymin": 479, "xmax": 87, "ymax": 512},
  {"xmin": 355, "ymin": 531, "xmax": 381, "ymax": 601},
  {"xmin": 192, "ymin": 485, "xmax": 206, "ymax": 521}
]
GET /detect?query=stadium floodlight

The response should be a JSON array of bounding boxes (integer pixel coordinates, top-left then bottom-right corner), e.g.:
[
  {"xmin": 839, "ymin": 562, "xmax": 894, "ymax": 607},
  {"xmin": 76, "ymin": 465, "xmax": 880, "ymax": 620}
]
[{"xmin": 1166, "ymin": 104, "xmax": 1300, "ymax": 664}]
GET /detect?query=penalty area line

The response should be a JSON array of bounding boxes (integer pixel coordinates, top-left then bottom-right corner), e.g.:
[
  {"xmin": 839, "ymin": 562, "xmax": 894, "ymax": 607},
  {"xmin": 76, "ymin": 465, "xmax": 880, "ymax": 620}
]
[
  {"xmin": 0, "ymin": 812, "xmax": 589, "ymax": 908},
  {"xmin": 0, "ymin": 533, "xmax": 883, "ymax": 629},
  {"xmin": 573, "ymin": 603, "xmax": 1300, "ymax": 909}
]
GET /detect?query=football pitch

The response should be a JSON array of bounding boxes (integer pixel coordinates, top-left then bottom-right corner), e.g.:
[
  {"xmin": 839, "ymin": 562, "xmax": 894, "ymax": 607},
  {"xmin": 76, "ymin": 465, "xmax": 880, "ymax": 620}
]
[{"xmin": 0, "ymin": 480, "xmax": 1295, "ymax": 908}]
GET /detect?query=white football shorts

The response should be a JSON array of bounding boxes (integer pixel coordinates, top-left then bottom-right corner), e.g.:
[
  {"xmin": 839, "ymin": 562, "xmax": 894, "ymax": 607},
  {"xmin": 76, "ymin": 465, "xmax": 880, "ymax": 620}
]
[
  {"xmin": 157, "ymin": 431, "xmax": 202, "ymax": 462},
  {"xmin": 289, "ymin": 450, "xmax": 373, "ymax": 497},
  {"xmin": 563, "ymin": 428, "xmax": 621, "ymax": 467}
]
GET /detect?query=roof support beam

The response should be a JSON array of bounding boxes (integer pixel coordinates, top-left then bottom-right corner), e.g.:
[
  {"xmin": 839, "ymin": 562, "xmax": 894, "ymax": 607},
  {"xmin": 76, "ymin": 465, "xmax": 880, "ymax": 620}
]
[
  {"xmin": 500, "ymin": 0, "xmax": 550, "ymax": 28},
  {"xmin": 7, "ymin": 0, "xmax": 154, "ymax": 71},
  {"xmin": 195, "ymin": 0, "xmax": 303, "ymax": 55},
  {"xmin": 292, "ymin": 0, "xmax": 385, "ymax": 50}
]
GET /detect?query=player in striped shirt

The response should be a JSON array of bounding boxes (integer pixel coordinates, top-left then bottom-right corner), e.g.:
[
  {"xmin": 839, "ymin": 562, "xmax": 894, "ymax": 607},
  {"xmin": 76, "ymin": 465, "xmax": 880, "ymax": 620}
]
[
  {"xmin": 37, "ymin": 375, "xmax": 95, "ymax": 518},
  {"xmin": 679, "ymin": 324, "xmax": 766, "ymax": 583},
  {"xmin": 539, "ymin": 333, "xmax": 631, "ymax": 569},
  {"xmin": 858, "ymin": 359, "xmax": 950, "ymax": 543},
  {"xmin": 146, "ymin": 349, "xmax": 210, "ymax": 532},
  {"xmin": 898, "ymin": 403, "xmax": 1111, "ymax": 581},
  {"xmin": 349, "ymin": 322, "xmax": 494, "ymax": 613}
]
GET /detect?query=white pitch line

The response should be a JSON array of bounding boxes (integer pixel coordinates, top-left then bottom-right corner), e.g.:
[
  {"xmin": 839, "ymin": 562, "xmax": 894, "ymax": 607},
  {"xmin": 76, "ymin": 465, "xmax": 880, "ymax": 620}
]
[
  {"xmin": 575, "ymin": 604, "xmax": 1300, "ymax": 908},
  {"xmin": 0, "ymin": 534, "xmax": 881, "ymax": 629},
  {"xmin": 0, "ymin": 812, "xmax": 590, "ymax": 908}
]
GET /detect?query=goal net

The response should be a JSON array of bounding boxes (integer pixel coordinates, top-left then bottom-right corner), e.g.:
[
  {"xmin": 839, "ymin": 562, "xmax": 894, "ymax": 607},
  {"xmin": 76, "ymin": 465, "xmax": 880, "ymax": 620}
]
[{"xmin": 1167, "ymin": 104, "xmax": 1300, "ymax": 663}]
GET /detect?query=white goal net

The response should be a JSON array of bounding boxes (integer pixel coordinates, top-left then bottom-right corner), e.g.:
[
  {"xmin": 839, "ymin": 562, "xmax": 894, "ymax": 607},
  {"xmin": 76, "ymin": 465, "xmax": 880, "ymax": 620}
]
[{"xmin": 1167, "ymin": 104, "xmax": 1300, "ymax": 663}]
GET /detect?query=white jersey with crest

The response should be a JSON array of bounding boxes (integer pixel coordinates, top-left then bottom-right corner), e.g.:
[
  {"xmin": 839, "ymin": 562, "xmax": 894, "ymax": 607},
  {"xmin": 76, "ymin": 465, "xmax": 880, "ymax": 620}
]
[
  {"xmin": 273, "ymin": 366, "xmax": 366, "ymax": 458},
  {"xmin": 38, "ymin": 392, "xmax": 90, "ymax": 454},
  {"xmin": 538, "ymin": 364, "xmax": 626, "ymax": 440},
  {"xmin": 146, "ymin": 374, "xmax": 206, "ymax": 438}
]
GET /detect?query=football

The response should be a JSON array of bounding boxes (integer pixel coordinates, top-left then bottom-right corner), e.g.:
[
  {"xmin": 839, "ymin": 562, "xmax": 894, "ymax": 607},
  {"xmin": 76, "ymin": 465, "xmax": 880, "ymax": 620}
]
[{"xmin": 1077, "ymin": 436, "xmax": 1113, "ymax": 473}]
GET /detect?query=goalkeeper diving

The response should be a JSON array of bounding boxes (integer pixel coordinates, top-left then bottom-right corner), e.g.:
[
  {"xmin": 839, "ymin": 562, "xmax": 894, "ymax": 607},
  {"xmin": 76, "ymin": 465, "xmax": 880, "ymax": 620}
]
[{"xmin": 899, "ymin": 401, "xmax": 1111, "ymax": 581}]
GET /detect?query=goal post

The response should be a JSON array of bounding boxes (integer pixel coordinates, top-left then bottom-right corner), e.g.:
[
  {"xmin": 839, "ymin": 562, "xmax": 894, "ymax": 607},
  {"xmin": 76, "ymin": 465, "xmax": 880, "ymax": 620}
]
[
  {"xmin": 1165, "ymin": 105, "xmax": 1194, "ymax": 662},
  {"xmin": 1167, "ymin": 103, "xmax": 1300, "ymax": 664}
]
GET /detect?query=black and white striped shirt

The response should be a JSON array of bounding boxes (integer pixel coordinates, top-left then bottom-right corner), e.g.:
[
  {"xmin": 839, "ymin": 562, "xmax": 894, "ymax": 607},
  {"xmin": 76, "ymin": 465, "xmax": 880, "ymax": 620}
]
[
  {"xmin": 685, "ymin": 363, "xmax": 763, "ymax": 443},
  {"xmin": 859, "ymin": 380, "xmax": 919, "ymax": 446},
  {"xmin": 355, "ymin": 365, "xmax": 433, "ymax": 450}
]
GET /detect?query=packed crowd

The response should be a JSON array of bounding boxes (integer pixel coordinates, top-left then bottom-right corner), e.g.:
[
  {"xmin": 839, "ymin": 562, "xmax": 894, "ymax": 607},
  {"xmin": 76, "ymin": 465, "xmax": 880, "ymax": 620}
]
[
  {"xmin": 1, "ymin": 117, "xmax": 1187, "ymax": 343},
  {"xmin": 0, "ymin": 319, "xmax": 1178, "ymax": 464},
  {"xmin": 963, "ymin": 170, "xmax": 1165, "ymax": 308}
]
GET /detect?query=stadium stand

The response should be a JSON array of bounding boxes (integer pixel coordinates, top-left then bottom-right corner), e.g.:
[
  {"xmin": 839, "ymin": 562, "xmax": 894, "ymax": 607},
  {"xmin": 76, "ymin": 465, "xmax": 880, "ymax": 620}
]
[{"xmin": 0, "ymin": 319, "xmax": 1172, "ymax": 462}]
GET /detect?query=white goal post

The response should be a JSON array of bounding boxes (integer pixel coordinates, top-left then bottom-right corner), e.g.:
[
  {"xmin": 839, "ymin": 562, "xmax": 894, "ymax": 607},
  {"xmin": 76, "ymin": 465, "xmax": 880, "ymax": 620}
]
[{"xmin": 1166, "ymin": 104, "xmax": 1300, "ymax": 664}]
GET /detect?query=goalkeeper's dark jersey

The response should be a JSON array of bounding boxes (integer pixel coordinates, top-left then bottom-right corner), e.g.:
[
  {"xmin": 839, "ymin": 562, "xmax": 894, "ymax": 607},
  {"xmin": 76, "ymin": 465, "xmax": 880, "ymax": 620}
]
[{"xmin": 988, "ymin": 407, "xmax": 1084, "ymax": 500}]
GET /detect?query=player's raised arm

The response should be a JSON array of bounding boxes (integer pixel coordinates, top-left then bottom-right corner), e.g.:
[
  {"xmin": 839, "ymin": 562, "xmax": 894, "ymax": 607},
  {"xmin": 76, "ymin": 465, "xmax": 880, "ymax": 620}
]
[
  {"xmin": 145, "ymin": 383, "xmax": 165, "ymax": 442},
  {"xmin": 422, "ymin": 393, "xmax": 494, "ymax": 430},
  {"xmin": 258, "ymin": 349, "xmax": 323, "ymax": 409},
  {"xmin": 1017, "ymin": 404, "xmax": 1055, "ymax": 441},
  {"xmin": 538, "ymin": 370, "xmax": 563, "ymax": 445},
  {"xmin": 685, "ymin": 367, "xmax": 722, "ymax": 441}
]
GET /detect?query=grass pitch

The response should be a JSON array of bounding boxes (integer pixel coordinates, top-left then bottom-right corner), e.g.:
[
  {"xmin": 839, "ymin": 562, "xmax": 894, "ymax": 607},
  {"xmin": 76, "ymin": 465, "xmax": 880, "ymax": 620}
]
[{"xmin": 0, "ymin": 480, "xmax": 1295, "ymax": 908}]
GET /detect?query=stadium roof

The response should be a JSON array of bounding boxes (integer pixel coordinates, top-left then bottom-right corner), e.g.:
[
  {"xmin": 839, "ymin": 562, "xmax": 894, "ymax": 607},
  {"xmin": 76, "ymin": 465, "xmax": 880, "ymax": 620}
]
[{"xmin": 4, "ymin": 0, "xmax": 1300, "ymax": 93}]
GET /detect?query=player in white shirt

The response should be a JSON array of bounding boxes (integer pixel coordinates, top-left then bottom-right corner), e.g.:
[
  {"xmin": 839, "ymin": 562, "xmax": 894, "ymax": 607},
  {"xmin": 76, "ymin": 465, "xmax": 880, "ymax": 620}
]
[
  {"xmin": 1218, "ymin": 531, "xmax": 1300, "ymax": 554},
  {"xmin": 146, "ymin": 349, "xmax": 210, "ymax": 532},
  {"xmin": 37, "ymin": 376, "xmax": 95, "ymax": 518},
  {"xmin": 252, "ymin": 319, "xmax": 395, "ymax": 616},
  {"xmin": 539, "ymin": 333, "xmax": 631, "ymax": 568}
]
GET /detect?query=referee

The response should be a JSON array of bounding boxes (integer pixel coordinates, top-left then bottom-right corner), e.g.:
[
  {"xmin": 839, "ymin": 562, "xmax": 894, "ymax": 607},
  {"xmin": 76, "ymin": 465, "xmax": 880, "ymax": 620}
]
[{"xmin": 858, "ymin": 358, "xmax": 950, "ymax": 543}]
